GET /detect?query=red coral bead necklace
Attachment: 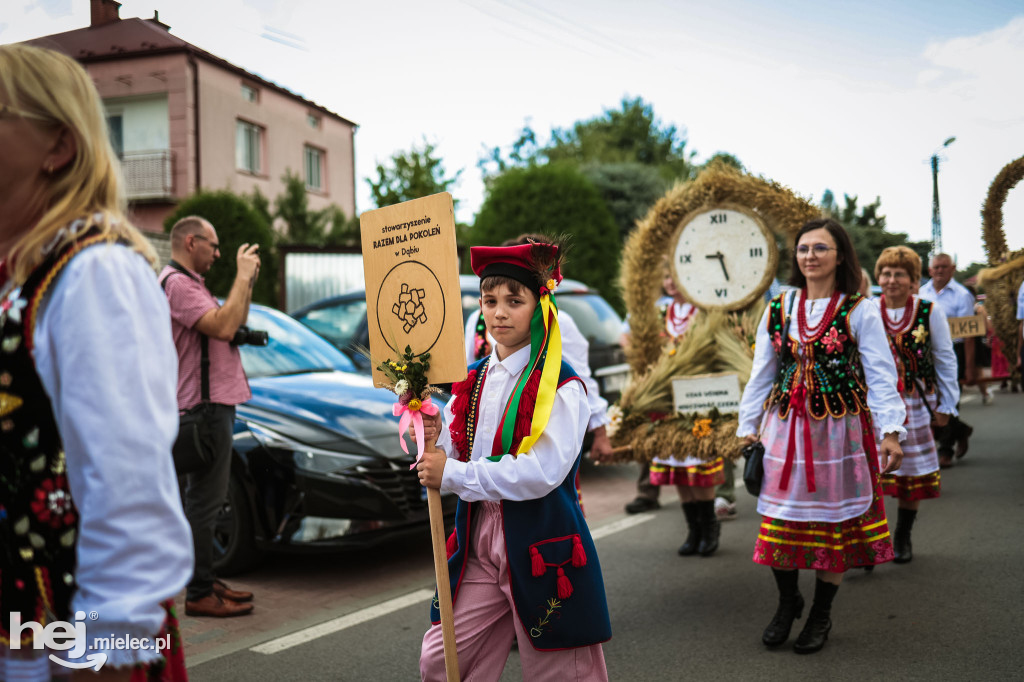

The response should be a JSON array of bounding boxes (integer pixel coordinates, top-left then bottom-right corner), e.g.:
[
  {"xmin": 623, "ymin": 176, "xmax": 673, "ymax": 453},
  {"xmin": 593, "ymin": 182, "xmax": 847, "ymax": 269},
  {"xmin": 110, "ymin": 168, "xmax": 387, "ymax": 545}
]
[
  {"xmin": 797, "ymin": 289, "xmax": 842, "ymax": 343},
  {"xmin": 880, "ymin": 294, "xmax": 915, "ymax": 335}
]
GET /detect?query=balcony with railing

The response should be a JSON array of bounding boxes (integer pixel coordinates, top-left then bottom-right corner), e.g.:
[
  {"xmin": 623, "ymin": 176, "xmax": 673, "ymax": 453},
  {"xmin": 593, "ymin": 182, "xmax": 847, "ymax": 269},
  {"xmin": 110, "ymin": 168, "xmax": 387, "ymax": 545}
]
[{"xmin": 121, "ymin": 150, "xmax": 174, "ymax": 201}]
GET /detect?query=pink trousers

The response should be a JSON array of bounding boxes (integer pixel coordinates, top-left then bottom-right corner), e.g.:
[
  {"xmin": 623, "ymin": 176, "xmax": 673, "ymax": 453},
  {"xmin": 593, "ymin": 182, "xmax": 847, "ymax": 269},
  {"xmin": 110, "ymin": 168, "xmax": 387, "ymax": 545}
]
[{"xmin": 420, "ymin": 501, "xmax": 608, "ymax": 681}]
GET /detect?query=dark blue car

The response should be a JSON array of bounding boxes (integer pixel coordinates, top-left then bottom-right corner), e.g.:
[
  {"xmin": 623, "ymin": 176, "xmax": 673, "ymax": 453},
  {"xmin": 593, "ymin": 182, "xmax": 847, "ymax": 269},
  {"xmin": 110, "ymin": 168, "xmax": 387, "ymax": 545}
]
[{"xmin": 214, "ymin": 304, "xmax": 453, "ymax": 575}]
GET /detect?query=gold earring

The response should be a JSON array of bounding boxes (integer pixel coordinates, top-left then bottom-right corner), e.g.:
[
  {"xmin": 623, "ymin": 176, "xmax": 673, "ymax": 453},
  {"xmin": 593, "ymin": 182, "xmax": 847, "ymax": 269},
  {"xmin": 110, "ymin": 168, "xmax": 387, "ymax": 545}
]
[{"xmin": 45, "ymin": 163, "xmax": 54, "ymax": 174}]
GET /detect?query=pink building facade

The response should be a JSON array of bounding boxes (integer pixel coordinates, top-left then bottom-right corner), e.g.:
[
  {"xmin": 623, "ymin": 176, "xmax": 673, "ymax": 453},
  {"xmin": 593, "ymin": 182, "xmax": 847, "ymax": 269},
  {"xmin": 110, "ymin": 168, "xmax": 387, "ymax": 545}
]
[{"xmin": 25, "ymin": 0, "xmax": 357, "ymax": 234}]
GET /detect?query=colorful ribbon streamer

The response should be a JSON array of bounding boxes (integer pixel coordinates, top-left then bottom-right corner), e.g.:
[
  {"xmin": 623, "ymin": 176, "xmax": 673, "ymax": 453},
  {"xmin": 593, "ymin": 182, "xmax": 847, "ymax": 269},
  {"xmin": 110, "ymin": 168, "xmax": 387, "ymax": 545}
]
[{"xmin": 395, "ymin": 399, "xmax": 440, "ymax": 469}]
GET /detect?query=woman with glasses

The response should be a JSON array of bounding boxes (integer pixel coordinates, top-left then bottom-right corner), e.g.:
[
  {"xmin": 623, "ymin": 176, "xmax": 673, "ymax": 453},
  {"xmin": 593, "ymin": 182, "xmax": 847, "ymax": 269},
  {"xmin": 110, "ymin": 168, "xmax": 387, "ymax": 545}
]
[
  {"xmin": 737, "ymin": 218, "xmax": 905, "ymax": 654},
  {"xmin": 873, "ymin": 246, "xmax": 958, "ymax": 563},
  {"xmin": 0, "ymin": 44, "xmax": 191, "ymax": 680}
]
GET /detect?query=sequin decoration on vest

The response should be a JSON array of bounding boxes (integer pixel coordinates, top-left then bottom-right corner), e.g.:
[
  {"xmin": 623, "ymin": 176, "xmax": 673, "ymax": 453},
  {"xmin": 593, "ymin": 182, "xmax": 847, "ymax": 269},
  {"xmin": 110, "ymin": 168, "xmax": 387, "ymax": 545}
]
[
  {"xmin": 764, "ymin": 292, "xmax": 869, "ymax": 420},
  {"xmin": 0, "ymin": 230, "xmax": 117, "ymax": 645},
  {"xmin": 882, "ymin": 297, "xmax": 937, "ymax": 395}
]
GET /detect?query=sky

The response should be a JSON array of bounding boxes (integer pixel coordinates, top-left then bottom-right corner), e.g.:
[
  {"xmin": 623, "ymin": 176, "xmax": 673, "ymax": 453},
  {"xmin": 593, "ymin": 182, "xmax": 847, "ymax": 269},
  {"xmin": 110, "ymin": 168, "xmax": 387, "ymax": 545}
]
[{"xmin": 4, "ymin": 0, "xmax": 1023, "ymax": 267}]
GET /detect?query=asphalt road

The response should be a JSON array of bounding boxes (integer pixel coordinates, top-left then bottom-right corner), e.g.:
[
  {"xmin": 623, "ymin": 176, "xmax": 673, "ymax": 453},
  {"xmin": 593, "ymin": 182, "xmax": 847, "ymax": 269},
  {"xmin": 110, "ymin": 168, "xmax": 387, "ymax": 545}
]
[{"xmin": 190, "ymin": 390, "xmax": 1024, "ymax": 681}]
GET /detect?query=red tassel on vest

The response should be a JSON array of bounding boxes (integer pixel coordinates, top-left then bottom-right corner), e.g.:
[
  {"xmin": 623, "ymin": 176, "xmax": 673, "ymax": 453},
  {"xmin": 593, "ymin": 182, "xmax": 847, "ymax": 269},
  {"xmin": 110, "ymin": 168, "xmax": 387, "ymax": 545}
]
[
  {"xmin": 556, "ymin": 568, "xmax": 573, "ymax": 599},
  {"xmin": 446, "ymin": 531, "xmax": 457, "ymax": 558},
  {"xmin": 530, "ymin": 547, "xmax": 546, "ymax": 577},
  {"xmin": 571, "ymin": 536, "xmax": 587, "ymax": 568}
]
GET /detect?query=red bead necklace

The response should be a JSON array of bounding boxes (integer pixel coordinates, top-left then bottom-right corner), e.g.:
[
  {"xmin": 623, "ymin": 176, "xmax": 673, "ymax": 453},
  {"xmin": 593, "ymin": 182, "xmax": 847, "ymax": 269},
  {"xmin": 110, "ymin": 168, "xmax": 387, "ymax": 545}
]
[
  {"xmin": 880, "ymin": 295, "xmax": 915, "ymax": 335},
  {"xmin": 797, "ymin": 289, "xmax": 842, "ymax": 342}
]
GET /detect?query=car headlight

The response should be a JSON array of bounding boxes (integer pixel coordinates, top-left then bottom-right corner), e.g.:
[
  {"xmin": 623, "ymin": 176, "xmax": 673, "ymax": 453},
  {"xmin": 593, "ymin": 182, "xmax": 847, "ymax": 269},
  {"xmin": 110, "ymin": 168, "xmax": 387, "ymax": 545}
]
[{"xmin": 247, "ymin": 422, "xmax": 366, "ymax": 474}]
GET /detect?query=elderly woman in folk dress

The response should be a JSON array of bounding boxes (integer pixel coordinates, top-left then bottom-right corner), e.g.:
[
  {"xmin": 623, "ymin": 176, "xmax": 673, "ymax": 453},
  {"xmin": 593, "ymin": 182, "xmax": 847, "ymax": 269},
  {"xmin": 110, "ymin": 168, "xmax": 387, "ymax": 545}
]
[
  {"xmin": 738, "ymin": 218, "xmax": 906, "ymax": 655},
  {"xmin": 0, "ymin": 44, "xmax": 191, "ymax": 681},
  {"xmin": 874, "ymin": 246, "xmax": 958, "ymax": 564}
]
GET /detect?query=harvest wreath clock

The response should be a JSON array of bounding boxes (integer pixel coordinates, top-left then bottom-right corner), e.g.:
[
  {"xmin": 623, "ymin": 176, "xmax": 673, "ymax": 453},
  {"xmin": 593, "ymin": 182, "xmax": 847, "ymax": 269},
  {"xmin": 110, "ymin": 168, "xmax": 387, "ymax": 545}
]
[{"xmin": 670, "ymin": 203, "xmax": 777, "ymax": 311}]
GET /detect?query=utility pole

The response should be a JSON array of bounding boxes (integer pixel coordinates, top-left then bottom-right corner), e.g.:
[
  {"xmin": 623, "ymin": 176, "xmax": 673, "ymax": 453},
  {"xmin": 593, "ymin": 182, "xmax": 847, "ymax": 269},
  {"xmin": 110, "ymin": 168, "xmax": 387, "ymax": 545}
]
[{"xmin": 930, "ymin": 136, "xmax": 956, "ymax": 256}]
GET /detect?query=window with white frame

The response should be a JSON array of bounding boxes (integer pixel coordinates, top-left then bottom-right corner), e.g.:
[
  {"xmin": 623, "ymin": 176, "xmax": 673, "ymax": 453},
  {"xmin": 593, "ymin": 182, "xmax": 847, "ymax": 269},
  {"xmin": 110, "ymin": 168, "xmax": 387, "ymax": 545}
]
[
  {"xmin": 307, "ymin": 113, "xmax": 321, "ymax": 129},
  {"xmin": 304, "ymin": 145, "xmax": 324, "ymax": 191},
  {"xmin": 236, "ymin": 120, "xmax": 263, "ymax": 174},
  {"xmin": 241, "ymin": 83, "xmax": 259, "ymax": 103}
]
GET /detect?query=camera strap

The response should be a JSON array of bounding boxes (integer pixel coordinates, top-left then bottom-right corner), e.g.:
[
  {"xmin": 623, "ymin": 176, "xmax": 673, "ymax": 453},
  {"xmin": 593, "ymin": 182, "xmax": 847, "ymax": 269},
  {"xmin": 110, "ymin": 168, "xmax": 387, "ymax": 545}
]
[{"xmin": 161, "ymin": 263, "xmax": 210, "ymax": 404}]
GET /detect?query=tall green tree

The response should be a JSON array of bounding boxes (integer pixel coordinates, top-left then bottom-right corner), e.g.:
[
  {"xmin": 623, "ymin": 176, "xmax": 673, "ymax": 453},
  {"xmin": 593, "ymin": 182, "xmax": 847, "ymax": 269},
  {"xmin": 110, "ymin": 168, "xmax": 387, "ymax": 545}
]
[
  {"xmin": 821, "ymin": 190, "xmax": 931, "ymax": 277},
  {"xmin": 544, "ymin": 97, "xmax": 697, "ymax": 183},
  {"xmin": 164, "ymin": 190, "xmax": 278, "ymax": 306},
  {"xmin": 368, "ymin": 140, "xmax": 462, "ymax": 208},
  {"xmin": 275, "ymin": 170, "xmax": 331, "ymax": 244},
  {"xmin": 471, "ymin": 164, "xmax": 622, "ymax": 309},
  {"xmin": 581, "ymin": 163, "xmax": 666, "ymax": 241}
]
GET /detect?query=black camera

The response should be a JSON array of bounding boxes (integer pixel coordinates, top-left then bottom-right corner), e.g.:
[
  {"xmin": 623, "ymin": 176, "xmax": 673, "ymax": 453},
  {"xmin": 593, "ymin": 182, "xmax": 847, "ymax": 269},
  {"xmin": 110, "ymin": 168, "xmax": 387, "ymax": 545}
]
[{"xmin": 231, "ymin": 325, "xmax": 269, "ymax": 346}]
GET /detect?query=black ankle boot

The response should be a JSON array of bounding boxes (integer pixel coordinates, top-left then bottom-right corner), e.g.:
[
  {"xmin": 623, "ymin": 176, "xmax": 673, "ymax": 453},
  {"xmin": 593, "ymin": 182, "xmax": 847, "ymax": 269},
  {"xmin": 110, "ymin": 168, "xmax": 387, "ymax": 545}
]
[
  {"xmin": 793, "ymin": 579, "xmax": 839, "ymax": 654},
  {"xmin": 763, "ymin": 569, "xmax": 803, "ymax": 647},
  {"xmin": 697, "ymin": 499, "xmax": 720, "ymax": 556},
  {"xmin": 678, "ymin": 502, "xmax": 701, "ymax": 556},
  {"xmin": 893, "ymin": 507, "xmax": 917, "ymax": 564}
]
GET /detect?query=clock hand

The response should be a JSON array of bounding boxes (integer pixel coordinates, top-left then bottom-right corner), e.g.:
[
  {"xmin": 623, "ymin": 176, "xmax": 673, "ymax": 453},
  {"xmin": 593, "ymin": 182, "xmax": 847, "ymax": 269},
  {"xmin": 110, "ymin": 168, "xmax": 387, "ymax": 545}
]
[{"xmin": 706, "ymin": 252, "xmax": 729, "ymax": 281}]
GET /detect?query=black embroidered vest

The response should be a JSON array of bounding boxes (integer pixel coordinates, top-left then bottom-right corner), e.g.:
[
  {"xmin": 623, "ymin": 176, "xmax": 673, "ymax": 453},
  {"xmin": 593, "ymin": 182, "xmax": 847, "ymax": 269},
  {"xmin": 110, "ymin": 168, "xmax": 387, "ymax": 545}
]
[
  {"xmin": 0, "ymin": 232, "xmax": 115, "ymax": 644},
  {"xmin": 888, "ymin": 298, "xmax": 937, "ymax": 395},
  {"xmin": 764, "ymin": 292, "xmax": 870, "ymax": 420}
]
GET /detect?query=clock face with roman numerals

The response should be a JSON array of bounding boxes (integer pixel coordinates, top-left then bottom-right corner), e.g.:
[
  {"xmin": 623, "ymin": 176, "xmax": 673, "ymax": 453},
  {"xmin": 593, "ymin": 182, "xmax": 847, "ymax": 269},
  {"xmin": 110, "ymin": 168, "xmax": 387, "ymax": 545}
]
[{"xmin": 670, "ymin": 204, "xmax": 777, "ymax": 311}]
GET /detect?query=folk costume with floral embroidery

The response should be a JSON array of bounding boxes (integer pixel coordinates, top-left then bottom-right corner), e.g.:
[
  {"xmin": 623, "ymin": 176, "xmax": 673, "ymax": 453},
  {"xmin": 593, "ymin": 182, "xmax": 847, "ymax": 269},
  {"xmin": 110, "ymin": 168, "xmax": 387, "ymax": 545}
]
[
  {"xmin": 426, "ymin": 243, "xmax": 611, "ymax": 652},
  {"xmin": 875, "ymin": 295, "xmax": 958, "ymax": 501},
  {"xmin": 738, "ymin": 290, "xmax": 907, "ymax": 571}
]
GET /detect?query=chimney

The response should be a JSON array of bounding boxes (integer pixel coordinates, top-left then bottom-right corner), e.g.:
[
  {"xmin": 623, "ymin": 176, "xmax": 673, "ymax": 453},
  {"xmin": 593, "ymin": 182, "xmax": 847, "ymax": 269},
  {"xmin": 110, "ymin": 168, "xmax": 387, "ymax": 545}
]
[{"xmin": 90, "ymin": 0, "xmax": 122, "ymax": 28}]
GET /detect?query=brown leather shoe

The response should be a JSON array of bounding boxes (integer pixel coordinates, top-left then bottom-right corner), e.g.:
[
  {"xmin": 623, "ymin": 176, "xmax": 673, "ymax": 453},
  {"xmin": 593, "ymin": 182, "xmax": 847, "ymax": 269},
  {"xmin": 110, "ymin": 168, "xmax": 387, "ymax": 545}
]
[
  {"xmin": 213, "ymin": 579, "xmax": 253, "ymax": 602},
  {"xmin": 185, "ymin": 593, "xmax": 254, "ymax": 618}
]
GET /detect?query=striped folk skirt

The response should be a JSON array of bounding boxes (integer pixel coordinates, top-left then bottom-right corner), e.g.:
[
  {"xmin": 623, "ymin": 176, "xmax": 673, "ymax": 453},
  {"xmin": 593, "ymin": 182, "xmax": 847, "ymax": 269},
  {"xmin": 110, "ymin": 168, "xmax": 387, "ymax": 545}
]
[
  {"xmin": 650, "ymin": 456, "xmax": 726, "ymax": 488},
  {"xmin": 753, "ymin": 412, "xmax": 894, "ymax": 571},
  {"xmin": 878, "ymin": 390, "xmax": 941, "ymax": 502}
]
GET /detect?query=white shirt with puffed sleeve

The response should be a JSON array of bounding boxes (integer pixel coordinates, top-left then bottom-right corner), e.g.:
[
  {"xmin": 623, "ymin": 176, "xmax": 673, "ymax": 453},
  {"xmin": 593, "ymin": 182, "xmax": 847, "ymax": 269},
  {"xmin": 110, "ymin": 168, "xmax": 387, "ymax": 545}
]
[{"xmin": 33, "ymin": 243, "xmax": 193, "ymax": 669}]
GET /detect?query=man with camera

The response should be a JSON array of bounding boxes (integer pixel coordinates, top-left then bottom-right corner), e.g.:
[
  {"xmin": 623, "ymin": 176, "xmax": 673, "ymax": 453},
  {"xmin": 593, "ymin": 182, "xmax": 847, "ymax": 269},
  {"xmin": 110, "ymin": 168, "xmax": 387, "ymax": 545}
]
[{"xmin": 161, "ymin": 216, "xmax": 261, "ymax": 617}]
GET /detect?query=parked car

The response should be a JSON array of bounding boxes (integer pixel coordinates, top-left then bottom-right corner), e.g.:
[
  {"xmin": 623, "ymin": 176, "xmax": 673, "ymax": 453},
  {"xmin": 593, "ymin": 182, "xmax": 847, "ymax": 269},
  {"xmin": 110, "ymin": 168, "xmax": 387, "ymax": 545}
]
[
  {"xmin": 291, "ymin": 275, "xmax": 631, "ymax": 404},
  {"xmin": 213, "ymin": 303, "xmax": 455, "ymax": 575}
]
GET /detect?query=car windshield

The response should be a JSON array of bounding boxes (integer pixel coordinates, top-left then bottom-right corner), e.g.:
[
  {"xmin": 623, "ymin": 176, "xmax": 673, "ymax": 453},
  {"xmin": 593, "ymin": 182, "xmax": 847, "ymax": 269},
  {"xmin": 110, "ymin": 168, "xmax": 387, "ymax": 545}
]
[
  {"xmin": 239, "ymin": 307, "xmax": 356, "ymax": 378},
  {"xmin": 557, "ymin": 294, "xmax": 623, "ymax": 345},
  {"xmin": 295, "ymin": 299, "xmax": 367, "ymax": 348}
]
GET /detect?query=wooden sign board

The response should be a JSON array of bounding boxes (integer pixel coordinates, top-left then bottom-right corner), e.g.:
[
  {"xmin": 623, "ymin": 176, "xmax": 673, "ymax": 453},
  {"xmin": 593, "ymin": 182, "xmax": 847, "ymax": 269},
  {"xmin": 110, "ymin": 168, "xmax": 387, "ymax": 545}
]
[
  {"xmin": 360, "ymin": 193, "xmax": 467, "ymax": 387},
  {"xmin": 671, "ymin": 372, "xmax": 742, "ymax": 415},
  {"xmin": 948, "ymin": 314, "xmax": 987, "ymax": 339}
]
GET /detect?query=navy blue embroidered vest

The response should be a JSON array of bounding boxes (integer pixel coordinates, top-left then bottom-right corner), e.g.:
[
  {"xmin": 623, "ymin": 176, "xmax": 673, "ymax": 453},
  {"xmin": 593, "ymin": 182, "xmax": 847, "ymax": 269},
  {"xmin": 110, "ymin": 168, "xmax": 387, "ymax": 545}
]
[
  {"xmin": 764, "ymin": 292, "xmax": 870, "ymax": 420},
  {"xmin": 889, "ymin": 299, "xmax": 937, "ymax": 395},
  {"xmin": 0, "ymin": 233, "xmax": 115, "ymax": 644},
  {"xmin": 431, "ymin": 358, "xmax": 612, "ymax": 650}
]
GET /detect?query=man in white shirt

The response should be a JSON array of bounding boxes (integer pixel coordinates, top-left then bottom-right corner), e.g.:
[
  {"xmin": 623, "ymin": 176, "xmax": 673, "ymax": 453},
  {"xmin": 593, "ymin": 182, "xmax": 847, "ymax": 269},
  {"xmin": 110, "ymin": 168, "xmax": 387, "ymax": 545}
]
[
  {"xmin": 1017, "ymin": 279, "xmax": 1024, "ymax": 368},
  {"xmin": 919, "ymin": 253, "xmax": 974, "ymax": 465}
]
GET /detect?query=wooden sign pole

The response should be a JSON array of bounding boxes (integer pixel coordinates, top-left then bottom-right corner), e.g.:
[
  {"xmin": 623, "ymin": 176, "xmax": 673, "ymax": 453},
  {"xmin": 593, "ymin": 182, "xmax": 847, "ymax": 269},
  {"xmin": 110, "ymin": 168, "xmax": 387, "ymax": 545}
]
[
  {"xmin": 360, "ymin": 192, "xmax": 465, "ymax": 682},
  {"xmin": 426, "ymin": 447, "xmax": 459, "ymax": 681}
]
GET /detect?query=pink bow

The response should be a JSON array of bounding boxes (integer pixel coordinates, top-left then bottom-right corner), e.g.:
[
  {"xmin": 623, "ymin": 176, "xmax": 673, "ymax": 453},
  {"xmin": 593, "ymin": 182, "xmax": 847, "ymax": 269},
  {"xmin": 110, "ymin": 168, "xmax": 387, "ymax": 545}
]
[{"xmin": 394, "ymin": 399, "xmax": 439, "ymax": 469}]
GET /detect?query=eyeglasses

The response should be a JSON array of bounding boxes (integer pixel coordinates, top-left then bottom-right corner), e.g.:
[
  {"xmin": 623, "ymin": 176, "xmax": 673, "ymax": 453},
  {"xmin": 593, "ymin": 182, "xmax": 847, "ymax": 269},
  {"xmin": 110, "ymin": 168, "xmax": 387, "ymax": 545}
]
[
  {"xmin": 0, "ymin": 103, "xmax": 52, "ymax": 122},
  {"xmin": 192, "ymin": 235, "xmax": 220, "ymax": 251},
  {"xmin": 796, "ymin": 244, "xmax": 837, "ymax": 256}
]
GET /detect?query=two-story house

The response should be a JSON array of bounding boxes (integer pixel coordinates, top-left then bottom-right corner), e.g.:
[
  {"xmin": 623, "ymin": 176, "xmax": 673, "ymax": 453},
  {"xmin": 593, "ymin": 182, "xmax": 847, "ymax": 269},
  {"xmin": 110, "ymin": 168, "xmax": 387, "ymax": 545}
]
[{"xmin": 24, "ymin": 0, "xmax": 357, "ymax": 237}]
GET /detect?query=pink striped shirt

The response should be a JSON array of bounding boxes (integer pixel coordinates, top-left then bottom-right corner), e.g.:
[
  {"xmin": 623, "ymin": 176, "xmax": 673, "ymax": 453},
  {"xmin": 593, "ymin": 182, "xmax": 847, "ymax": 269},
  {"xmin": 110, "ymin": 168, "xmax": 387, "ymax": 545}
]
[{"xmin": 159, "ymin": 264, "xmax": 251, "ymax": 411}]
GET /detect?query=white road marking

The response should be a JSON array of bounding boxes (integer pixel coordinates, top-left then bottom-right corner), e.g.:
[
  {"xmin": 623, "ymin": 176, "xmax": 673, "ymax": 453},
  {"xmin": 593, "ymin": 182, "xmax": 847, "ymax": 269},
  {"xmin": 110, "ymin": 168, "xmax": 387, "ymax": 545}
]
[
  {"xmin": 251, "ymin": 589, "xmax": 435, "ymax": 654},
  {"xmin": 250, "ymin": 512, "xmax": 654, "ymax": 655}
]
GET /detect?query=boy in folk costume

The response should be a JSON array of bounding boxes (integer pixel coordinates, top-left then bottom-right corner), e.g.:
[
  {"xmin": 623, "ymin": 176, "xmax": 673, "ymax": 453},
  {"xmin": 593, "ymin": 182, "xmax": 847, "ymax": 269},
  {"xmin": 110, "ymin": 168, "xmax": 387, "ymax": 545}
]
[{"xmin": 417, "ymin": 242, "xmax": 611, "ymax": 681}]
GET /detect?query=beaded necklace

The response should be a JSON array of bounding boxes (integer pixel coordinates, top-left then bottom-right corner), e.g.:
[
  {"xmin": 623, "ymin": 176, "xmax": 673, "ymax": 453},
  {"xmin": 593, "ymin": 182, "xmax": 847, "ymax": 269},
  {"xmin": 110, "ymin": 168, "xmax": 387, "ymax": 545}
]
[
  {"xmin": 665, "ymin": 301, "xmax": 695, "ymax": 338},
  {"xmin": 797, "ymin": 289, "xmax": 842, "ymax": 342},
  {"xmin": 880, "ymin": 294, "xmax": 915, "ymax": 335}
]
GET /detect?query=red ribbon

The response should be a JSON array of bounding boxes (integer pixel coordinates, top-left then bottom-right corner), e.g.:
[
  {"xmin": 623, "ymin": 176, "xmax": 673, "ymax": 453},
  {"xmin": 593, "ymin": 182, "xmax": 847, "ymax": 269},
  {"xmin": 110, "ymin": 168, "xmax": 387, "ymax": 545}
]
[{"xmin": 779, "ymin": 384, "xmax": 816, "ymax": 493}]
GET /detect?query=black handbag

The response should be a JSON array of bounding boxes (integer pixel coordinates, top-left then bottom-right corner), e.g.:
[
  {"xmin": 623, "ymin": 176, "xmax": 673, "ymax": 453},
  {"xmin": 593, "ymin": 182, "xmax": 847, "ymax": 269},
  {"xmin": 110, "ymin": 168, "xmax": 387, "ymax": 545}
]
[
  {"xmin": 742, "ymin": 441, "xmax": 766, "ymax": 496},
  {"xmin": 743, "ymin": 291, "xmax": 794, "ymax": 497}
]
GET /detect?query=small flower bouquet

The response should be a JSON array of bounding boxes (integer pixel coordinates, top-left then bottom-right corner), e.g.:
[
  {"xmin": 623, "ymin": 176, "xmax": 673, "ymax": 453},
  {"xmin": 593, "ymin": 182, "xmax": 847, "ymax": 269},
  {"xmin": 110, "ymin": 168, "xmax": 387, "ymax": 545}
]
[{"xmin": 377, "ymin": 345, "xmax": 443, "ymax": 467}]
